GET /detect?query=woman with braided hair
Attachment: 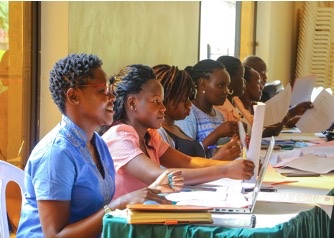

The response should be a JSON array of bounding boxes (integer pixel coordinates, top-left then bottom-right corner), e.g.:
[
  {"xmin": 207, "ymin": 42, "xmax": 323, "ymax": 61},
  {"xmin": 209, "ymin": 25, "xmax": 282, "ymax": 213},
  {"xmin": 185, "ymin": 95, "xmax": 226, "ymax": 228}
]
[
  {"xmin": 99, "ymin": 64, "xmax": 254, "ymax": 199},
  {"xmin": 153, "ymin": 64, "xmax": 240, "ymax": 160},
  {"xmin": 174, "ymin": 59, "xmax": 239, "ymax": 157},
  {"xmin": 17, "ymin": 54, "xmax": 181, "ymax": 238}
]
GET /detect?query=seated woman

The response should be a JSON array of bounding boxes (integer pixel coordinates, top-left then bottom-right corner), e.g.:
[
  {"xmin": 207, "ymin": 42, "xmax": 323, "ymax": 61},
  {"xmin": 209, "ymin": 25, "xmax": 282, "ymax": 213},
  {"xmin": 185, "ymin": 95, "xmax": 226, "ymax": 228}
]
[
  {"xmin": 153, "ymin": 64, "xmax": 240, "ymax": 160},
  {"xmin": 174, "ymin": 59, "xmax": 239, "ymax": 157},
  {"xmin": 16, "ymin": 54, "xmax": 182, "ymax": 238},
  {"xmin": 214, "ymin": 55, "xmax": 254, "ymax": 135},
  {"xmin": 100, "ymin": 64, "xmax": 255, "ymax": 199},
  {"xmin": 235, "ymin": 66, "xmax": 283, "ymax": 137}
]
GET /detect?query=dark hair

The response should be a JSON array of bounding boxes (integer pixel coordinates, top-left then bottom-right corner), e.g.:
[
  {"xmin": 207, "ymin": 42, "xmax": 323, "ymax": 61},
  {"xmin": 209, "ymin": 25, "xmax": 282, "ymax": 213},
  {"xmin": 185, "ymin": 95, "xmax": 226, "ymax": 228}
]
[
  {"xmin": 99, "ymin": 64, "xmax": 156, "ymax": 148},
  {"xmin": 49, "ymin": 53, "xmax": 103, "ymax": 114},
  {"xmin": 184, "ymin": 59, "xmax": 225, "ymax": 87},
  {"xmin": 216, "ymin": 55, "xmax": 242, "ymax": 78},
  {"xmin": 111, "ymin": 64, "xmax": 156, "ymax": 122},
  {"xmin": 153, "ymin": 64, "xmax": 196, "ymax": 106},
  {"xmin": 243, "ymin": 65, "xmax": 252, "ymax": 82}
]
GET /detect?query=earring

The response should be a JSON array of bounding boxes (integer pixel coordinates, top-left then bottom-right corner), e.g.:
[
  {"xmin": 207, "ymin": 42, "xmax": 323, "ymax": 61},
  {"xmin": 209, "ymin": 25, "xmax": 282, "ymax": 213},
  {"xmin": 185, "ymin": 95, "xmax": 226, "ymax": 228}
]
[
  {"xmin": 202, "ymin": 90, "xmax": 206, "ymax": 94},
  {"xmin": 227, "ymin": 88, "xmax": 234, "ymax": 95},
  {"xmin": 131, "ymin": 105, "xmax": 137, "ymax": 111}
]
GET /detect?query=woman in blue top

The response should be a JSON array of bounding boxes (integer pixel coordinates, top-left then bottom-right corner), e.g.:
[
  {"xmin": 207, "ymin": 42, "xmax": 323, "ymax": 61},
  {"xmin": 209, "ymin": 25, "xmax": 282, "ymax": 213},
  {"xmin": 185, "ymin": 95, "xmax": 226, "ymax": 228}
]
[
  {"xmin": 175, "ymin": 60, "xmax": 239, "ymax": 157},
  {"xmin": 17, "ymin": 54, "xmax": 182, "ymax": 238}
]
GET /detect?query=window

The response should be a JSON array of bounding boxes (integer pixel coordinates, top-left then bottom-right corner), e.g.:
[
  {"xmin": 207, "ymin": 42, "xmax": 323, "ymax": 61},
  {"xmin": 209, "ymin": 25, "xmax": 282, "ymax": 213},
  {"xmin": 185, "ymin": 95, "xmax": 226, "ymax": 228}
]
[
  {"xmin": 199, "ymin": 0, "xmax": 239, "ymax": 60},
  {"xmin": 0, "ymin": 1, "xmax": 38, "ymax": 168}
]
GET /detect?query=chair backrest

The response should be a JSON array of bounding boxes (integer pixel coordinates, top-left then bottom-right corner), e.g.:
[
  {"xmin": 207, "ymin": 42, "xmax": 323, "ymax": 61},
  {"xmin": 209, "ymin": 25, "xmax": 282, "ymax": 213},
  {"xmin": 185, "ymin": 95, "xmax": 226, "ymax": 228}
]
[{"xmin": 0, "ymin": 160, "xmax": 25, "ymax": 238}]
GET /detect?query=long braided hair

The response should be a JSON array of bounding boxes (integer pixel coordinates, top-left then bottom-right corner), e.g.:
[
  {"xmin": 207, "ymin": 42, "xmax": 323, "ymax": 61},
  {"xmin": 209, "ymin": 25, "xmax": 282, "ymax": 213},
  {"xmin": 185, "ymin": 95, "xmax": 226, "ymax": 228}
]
[{"xmin": 153, "ymin": 64, "xmax": 196, "ymax": 107}]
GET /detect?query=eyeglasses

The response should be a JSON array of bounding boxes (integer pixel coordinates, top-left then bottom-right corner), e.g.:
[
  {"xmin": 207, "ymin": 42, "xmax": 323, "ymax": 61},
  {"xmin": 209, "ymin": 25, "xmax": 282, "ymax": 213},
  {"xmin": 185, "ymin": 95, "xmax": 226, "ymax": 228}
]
[{"xmin": 78, "ymin": 82, "xmax": 114, "ymax": 96}]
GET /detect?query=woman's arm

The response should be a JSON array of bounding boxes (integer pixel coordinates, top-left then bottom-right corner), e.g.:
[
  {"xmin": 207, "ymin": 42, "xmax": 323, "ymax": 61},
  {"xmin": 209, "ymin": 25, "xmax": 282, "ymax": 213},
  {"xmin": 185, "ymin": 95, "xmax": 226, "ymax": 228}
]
[
  {"xmin": 160, "ymin": 147, "xmax": 255, "ymax": 184},
  {"xmin": 201, "ymin": 121, "xmax": 239, "ymax": 149},
  {"xmin": 38, "ymin": 200, "xmax": 105, "ymax": 238},
  {"xmin": 38, "ymin": 170, "xmax": 182, "ymax": 238}
]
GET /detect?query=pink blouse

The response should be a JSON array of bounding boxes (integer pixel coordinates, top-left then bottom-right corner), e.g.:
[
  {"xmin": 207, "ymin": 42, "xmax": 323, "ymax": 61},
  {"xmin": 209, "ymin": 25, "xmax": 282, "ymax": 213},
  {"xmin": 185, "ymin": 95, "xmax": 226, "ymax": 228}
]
[{"xmin": 102, "ymin": 124, "xmax": 169, "ymax": 199}]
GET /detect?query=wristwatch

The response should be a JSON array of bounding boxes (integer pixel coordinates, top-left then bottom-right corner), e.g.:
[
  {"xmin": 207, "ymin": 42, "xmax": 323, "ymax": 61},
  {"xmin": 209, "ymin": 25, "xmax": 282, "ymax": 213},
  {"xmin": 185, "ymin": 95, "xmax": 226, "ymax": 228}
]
[{"xmin": 103, "ymin": 205, "xmax": 112, "ymax": 214}]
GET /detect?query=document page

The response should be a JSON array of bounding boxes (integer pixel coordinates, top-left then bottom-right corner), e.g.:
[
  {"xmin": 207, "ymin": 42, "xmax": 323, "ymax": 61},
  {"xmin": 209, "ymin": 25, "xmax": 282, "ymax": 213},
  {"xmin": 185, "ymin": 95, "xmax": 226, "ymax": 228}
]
[
  {"xmin": 283, "ymin": 154, "xmax": 334, "ymax": 174},
  {"xmin": 258, "ymin": 191, "xmax": 334, "ymax": 206},
  {"xmin": 246, "ymin": 103, "xmax": 266, "ymax": 183},
  {"xmin": 290, "ymin": 75, "xmax": 316, "ymax": 106},
  {"xmin": 296, "ymin": 89, "xmax": 334, "ymax": 133},
  {"xmin": 264, "ymin": 84, "xmax": 292, "ymax": 126}
]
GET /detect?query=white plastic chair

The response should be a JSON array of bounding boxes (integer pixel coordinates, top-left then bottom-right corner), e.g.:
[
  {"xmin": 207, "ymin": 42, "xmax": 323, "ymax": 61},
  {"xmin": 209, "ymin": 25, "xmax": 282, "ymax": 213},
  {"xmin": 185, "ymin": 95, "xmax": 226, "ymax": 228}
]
[{"xmin": 0, "ymin": 160, "xmax": 25, "ymax": 238}]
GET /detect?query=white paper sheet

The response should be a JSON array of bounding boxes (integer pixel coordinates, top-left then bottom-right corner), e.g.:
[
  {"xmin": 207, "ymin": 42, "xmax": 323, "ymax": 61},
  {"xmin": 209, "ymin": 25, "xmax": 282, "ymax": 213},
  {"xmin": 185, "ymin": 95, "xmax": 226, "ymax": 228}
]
[
  {"xmin": 165, "ymin": 191, "xmax": 250, "ymax": 208},
  {"xmin": 264, "ymin": 84, "xmax": 292, "ymax": 126},
  {"xmin": 296, "ymin": 89, "xmax": 334, "ymax": 133},
  {"xmin": 246, "ymin": 103, "xmax": 266, "ymax": 183},
  {"xmin": 257, "ymin": 191, "xmax": 334, "ymax": 217},
  {"xmin": 283, "ymin": 154, "xmax": 334, "ymax": 174},
  {"xmin": 290, "ymin": 75, "xmax": 316, "ymax": 106}
]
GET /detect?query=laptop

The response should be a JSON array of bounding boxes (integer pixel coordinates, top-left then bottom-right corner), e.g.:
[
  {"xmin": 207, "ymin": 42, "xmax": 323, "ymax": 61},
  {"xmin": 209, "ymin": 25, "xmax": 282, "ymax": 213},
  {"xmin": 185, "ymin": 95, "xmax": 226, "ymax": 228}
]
[
  {"xmin": 211, "ymin": 136, "xmax": 275, "ymax": 214},
  {"xmin": 166, "ymin": 136, "xmax": 275, "ymax": 214}
]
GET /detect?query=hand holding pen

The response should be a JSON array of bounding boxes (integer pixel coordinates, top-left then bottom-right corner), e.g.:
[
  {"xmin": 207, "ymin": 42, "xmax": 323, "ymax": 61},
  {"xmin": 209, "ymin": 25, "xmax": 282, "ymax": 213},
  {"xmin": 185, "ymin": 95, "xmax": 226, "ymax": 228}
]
[{"xmin": 210, "ymin": 135, "xmax": 241, "ymax": 161}]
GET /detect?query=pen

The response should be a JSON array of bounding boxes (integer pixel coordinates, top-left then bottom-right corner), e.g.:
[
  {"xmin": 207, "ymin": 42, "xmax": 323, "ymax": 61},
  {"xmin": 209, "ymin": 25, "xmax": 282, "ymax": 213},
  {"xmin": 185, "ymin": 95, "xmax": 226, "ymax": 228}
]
[
  {"xmin": 207, "ymin": 145, "xmax": 224, "ymax": 150},
  {"xmin": 242, "ymin": 146, "xmax": 247, "ymax": 159},
  {"xmin": 182, "ymin": 185, "xmax": 217, "ymax": 192},
  {"xmin": 244, "ymin": 187, "xmax": 277, "ymax": 192},
  {"xmin": 270, "ymin": 181, "xmax": 298, "ymax": 186}
]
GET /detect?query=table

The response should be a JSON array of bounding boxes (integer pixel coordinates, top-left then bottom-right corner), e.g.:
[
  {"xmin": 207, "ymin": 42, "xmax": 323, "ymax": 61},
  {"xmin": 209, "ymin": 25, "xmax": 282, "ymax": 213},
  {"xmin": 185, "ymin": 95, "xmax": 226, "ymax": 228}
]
[
  {"xmin": 102, "ymin": 188, "xmax": 333, "ymax": 238},
  {"xmin": 102, "ymin": 177, "xmax": 334, "ymax": 238},
  {"xmin": 103, "ymin": 134, "xmax": 334, "ymax": 237}
]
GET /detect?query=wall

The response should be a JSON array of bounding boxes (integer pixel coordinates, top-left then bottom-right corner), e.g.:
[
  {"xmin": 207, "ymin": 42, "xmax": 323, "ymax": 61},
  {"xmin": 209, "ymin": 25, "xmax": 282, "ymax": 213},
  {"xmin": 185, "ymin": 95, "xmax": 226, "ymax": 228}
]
[
  {"xmin": 40, "ymin": 1, "xmax": 199, "ymax": 138},
  {"xmin": 40, "ymin": 2, "xmax": 68, "ymax": 138},
  {"xmin": 39, "ymin": 1, "xmax": 299, "ymax": 138},
  {"xmin": 68, "ymin": 2, "xmax": 200, "ymax": 75},
  {"xmin": 255, "ymin": 1, "xmax": 298, "ymax": 86}
]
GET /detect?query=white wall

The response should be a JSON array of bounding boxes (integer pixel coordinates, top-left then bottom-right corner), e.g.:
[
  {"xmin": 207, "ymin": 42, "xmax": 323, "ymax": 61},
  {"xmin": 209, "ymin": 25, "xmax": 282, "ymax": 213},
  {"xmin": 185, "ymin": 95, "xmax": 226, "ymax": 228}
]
[
  {"xmin": 255, "ymin": 2, "xmax": 297, "ymax": 86},
  {"xmin": 40, "ymin": 2, "xmax": 68, "ymax": 138},
  {"xmin": 39, "ymin": 1, "xmax": 299, "ymax": 138}
]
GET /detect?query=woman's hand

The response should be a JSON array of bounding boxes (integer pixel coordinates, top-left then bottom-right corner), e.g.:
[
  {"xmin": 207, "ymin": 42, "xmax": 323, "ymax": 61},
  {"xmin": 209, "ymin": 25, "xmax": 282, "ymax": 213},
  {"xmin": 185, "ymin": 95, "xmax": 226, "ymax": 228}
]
[
  {"xmin": 289, "ymin": 101, "xmax": 313, "ymax": 117},
  {"xmin": 112, "ymin": 187, "xmax": 174, "ymax": 209},
  {"xmin": 217, "ymin": 121, "xmax": 238, "ymax": 137},
  {"xmin": 223, "ymin": 159, "xmax": 255, "ymax": 180},
  {"xmin": 212, "ymin": 136, "xmax": 240, "ymax": 161},
  {"xmin": 263, "ymin": 122, "xmax": 283, "ymax": 137},
  {"xmin": 149, "ymin": 170, "xmax": 184, "ymax": 193}
]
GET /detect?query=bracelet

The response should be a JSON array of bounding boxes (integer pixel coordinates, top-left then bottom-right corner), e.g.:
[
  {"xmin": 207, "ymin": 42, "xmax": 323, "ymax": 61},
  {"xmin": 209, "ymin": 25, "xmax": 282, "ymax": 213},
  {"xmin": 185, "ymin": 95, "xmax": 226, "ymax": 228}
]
[{"xmin": 103, "ymin": 205, "xmax": 112, "ymax": 214}]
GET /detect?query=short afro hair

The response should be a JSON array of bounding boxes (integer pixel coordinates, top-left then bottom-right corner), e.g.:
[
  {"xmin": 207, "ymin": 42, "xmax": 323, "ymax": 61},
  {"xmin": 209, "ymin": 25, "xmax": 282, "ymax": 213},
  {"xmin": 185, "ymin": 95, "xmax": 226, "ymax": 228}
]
[{"xmin": 49, "ymin": 53, "xmax": 103, "ymax": 114}]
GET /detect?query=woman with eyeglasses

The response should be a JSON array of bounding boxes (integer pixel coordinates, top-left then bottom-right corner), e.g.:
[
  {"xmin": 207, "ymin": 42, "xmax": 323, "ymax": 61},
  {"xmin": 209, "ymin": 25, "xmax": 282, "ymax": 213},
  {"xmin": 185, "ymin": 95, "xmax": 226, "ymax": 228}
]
[
  {"xmin": 153, "ymin": 64, "xmax": 240, "ymax": 160},
  {"xmin": 99, "ymin": 64, "xmax": 254, "ymax": 200},
  {"xmin": 17, "ymin": 54, "xmax": 183, "ymax": 238}
]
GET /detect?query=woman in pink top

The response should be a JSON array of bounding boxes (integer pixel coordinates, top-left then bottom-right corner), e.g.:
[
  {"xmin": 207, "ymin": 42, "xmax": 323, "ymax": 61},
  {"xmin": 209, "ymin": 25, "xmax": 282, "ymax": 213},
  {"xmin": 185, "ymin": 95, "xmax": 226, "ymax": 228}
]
[{"xmin": 99, "ymin": 64, "xmax": 255, "ymax": 199}]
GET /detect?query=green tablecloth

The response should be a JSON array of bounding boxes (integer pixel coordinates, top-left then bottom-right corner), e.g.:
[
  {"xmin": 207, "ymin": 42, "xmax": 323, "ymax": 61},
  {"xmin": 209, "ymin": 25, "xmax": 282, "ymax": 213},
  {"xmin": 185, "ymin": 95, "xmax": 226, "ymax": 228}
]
[{"xmin": 102, "ymin": 189, "xmax": 334, "ymax": 238}]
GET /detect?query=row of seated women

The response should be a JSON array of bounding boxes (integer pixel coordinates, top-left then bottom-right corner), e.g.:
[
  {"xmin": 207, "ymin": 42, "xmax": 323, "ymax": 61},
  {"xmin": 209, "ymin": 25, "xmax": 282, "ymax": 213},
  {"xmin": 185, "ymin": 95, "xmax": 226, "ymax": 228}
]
[{"xmin": 16, "ymin": 53, "xmax": 312, "ymax": 237}]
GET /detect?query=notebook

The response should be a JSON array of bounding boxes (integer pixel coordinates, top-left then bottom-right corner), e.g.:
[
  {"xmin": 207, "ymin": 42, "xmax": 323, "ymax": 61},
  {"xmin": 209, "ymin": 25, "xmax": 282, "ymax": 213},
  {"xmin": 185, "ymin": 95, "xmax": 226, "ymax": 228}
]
[
  {"xmin": 126, "ymin": 204, "xmax": 213, "ymax": 224},
  {"xmin": 166, "ymin": 136, "xmax": 275, "ymax": 214}
]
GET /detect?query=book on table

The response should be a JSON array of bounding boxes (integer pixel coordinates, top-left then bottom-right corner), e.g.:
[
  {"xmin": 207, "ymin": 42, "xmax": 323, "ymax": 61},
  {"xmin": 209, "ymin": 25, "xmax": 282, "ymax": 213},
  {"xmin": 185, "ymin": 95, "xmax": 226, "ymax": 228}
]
[{"xmin": 126, "ymin": 204, "xmax": 213, "ymax": 224}]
